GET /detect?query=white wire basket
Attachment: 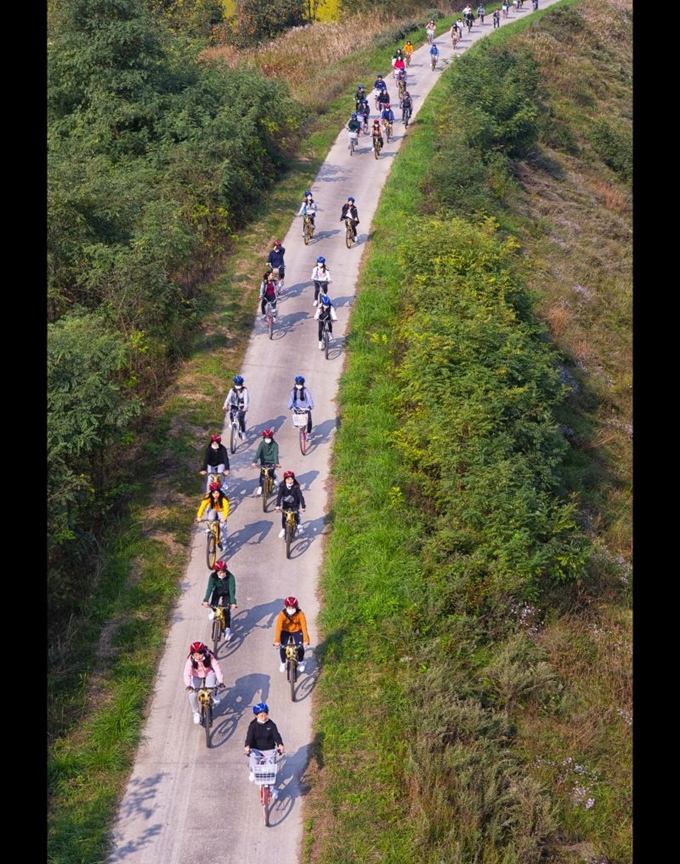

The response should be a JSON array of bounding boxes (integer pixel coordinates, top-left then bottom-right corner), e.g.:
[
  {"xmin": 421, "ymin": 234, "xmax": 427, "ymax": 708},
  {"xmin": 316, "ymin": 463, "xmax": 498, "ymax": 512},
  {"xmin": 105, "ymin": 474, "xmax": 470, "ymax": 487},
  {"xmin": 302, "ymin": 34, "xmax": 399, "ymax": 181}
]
[
  {"xmin": 292, "ymin": 412, "xmax": 308, "ymax": 428},
  {"xmin": 253, "ymin": 761, "xmax": 278, "ymax": 785}
]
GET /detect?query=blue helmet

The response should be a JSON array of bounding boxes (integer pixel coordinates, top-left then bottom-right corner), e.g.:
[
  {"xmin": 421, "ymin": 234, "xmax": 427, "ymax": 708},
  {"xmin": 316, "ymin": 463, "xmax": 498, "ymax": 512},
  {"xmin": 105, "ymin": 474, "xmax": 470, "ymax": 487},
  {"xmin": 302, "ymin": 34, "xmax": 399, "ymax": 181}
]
[
  {"xmin": 252, "ymin": 702, "xmax": 269, "ymax": 715},
  {"xmin": 351, "ymin": 112, "xmax": 358, "ymax": 118},
  {"xmin": 317, "ymin": 256, "xmax": 325, "ymax": 264},
  {"xmin": 304, "ymin": 190, "xmax": 311, "ymax": 196},
  {"xmin": 320, "ymin": 294, "xmax": 331, "ymax": 306},
  {"xmin": 233, "ymin": 375, "xmax": 244, "ymax": 386},
  {"xmin": 348, "ymin": 197, "xmax": 355, "ymax": 203},
  {"xmin": 295, "ymin": 375, "xmax": 305, "ymax": 385}
]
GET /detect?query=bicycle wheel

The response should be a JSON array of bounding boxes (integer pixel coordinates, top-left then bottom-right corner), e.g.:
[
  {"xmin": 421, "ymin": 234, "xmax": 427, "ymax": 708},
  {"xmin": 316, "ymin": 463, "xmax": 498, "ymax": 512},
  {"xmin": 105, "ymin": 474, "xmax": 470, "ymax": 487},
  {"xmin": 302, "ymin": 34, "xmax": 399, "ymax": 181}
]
[
  {"xmin": 431, "ymin": 57, "xmax": 436, "ymax": 70},
  {"xmin": 299, "ymin": 424, "xmax": 307, "ymax": 456},
  {"xmin": 323, "ymin": 327, "xmax": 330, "ymax": 360},
  {"xmin": 285, "ymin": 518, "xmax": 294, "ymax": 559},
  {"xmin": 260, "ymin": 784, "xmax": 271, "ymax": 826},
  {"xmin": 230, "ymin": 421, "xmax": 238, "ymax": 454},
  {"xmin": 204, "ymin": 702, "xmax": 212, "ymax": 748},
  {"xmin": 212, "ymin": 618, "xmax": 221, "ymax": 653},
  {"xmin": 268, "ymin": 311, "xmax": 273, "ymax": 340},
  {"xmin": 261, "ymin": 475, "xmax": 268, "ymax": 512},
  {"xmin": 287, "ymin": 658, "xmax": 297, "ymax": 702},
  {"xmin": 345, "ymin": 223, "xmax": 353, "ymax": 249},
  {"xmin": 303, "ymin": 220, "xmax": 310, "ymax": 246},
  {"xmin": 206, "ymin": 530, "xmax": 217, "ymax": 569}
]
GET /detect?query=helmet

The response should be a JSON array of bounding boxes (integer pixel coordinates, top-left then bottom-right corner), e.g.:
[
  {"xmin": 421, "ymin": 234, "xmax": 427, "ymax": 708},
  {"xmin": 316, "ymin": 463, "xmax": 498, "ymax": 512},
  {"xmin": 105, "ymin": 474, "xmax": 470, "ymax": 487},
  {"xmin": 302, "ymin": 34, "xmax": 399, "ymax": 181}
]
[
  {"xmin": 316, "ymin": 256, "xmax": 325, "ymax": 264},
  {"xmin": 351, "ymin": 112, "xmax": 357, "ymax": 118},
  {"xmin": 357, "ymin": 84, "xmax": 364, "ymax": 89},
  {"xmin": 377, "ymin": 74, "xmax": 383, "ymax": 79},
  {"xmin": 209, "ymin": 481, "xmax": 221, "ymax": 491},
  {"xmin": 283, "ymin": 470, "xmax": 295, "ymax": 479},
  {"xmin": 320, "ymin": 294, "xmax": 331, "ymax": 306},
  {"xmin": 385, "ymin": 104, "xmax": 391, "ymax": 109},
  {"xmin": 273, "ymin": 240, "xmax": 282, "ymax": 246},
  {"xmin": 214, "ymin": 559, "xmax": 227, "ymax": 571},
  {"xmin": 304, "ymin": 190, "xmax": 311, "ymax": 196},
  {"xmin": 252, "ymin": 702, "xmax": 269, "ymax": 715},
  {"xmin": 210, "ymin": 435, "xmax": 221, "ymax": 443},
  {"xmin": 404, "ymin": 91, "xmax": 410, "ymax": 97},
  {"xmin": 233, "ymin": 375, "xmax": 244, "ymax": 386},
  {"xmin": 284, "ymin": 596, "xmax": 298, "ymax": 608},
  {"xmin": 190, "ymin": 641, "xmax": 207, "ymax": 654},
  {"xmin": 263, "ymin": 429, "xmax": 274, "ymax": 438},
  {"xmin": 348, "ymin": 197, "xmax": 355, "ymax": 202},
  {"xmin": 295, "ymin": 375, "xmax": 305, "ymax": 384}
]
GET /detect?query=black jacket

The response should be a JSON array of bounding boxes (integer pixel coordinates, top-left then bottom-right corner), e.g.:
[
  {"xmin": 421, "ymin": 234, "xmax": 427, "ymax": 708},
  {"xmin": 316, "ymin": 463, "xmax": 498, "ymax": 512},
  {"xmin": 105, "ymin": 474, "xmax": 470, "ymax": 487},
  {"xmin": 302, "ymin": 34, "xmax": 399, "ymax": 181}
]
[
  {"xmin": 276, "ymin": 481, "xmax": 306, "ymax": 510},
  {"xmin": 245, "ymin": 717, "xmax": 283, "ymax": 750},
  {"xmin": 341, "ymin": 203, "xmax": 359, "ymax": 223},
  {"xmin": 204, "ymin": 443, "xmax": 230, "ymax": 470}
]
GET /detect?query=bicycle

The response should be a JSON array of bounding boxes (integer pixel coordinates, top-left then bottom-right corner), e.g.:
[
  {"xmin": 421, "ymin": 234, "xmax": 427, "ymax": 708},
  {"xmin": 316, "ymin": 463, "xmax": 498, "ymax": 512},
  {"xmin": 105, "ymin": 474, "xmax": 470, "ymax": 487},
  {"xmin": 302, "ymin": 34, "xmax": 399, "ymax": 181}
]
[
  {"xmin": 405, "ymin": 51, "xmax": 412, "ymax": 67},
  {"xmin": 361, "ymin": 115, "xmax": 369, "ymax": 135},
  {"xmin": 397, "ymin": 78, "xmax": 406, "ymax": 100},
  {"xmin": 382, "ymin": 119, "xmax": 393, "ymax": 143},
  {"xmin": 320, "ymin": 316, "xmax": 332, "ymax": 360},
  {"xmin": 258, "ymin": 464, "xmax": 276, "ymax": 512},
  {"xmin": 282, "ymin": 509, "xmax": 298, "ymax": 559},
  {"xmin": 348, "ymin": 130, "xmax": 358, "ymax": 155},
  {"xmin": 228, "ymin": 407, "xmax": 242, "ymax": 454},
  {"xmin": 302, "ymin": 215, "xmax": 314, "ymax": 245},
  {"xmin": 196, "ymin": 682, "xmax": 223, "ymax": 748},
  {"xmin": 201, "ymin": 518, "xmax": 222, "ymax": 569},
  {"xmin": 209, "ymin": 600, "xmax": 229, "ymax": 653},
  {"xmin": 292, "ymin": 408, "xmax": 310, "ymax": 456},
  {"xmin": 402, "ymin": 105, "xmax": 412, "ymax": 128},
  {"xmin": 430, "ymin": 53, "xmax": 438, "ymax": 71},
  {"xmin": 373, "ymin": 136, "xmax": 382, "ymax": 160},
  {"xmin": 251, "ymin": 751, "xmax": 279, "ymax": 826},
  {"xmin": 284, "ymin": 634, "xmax": 300, "ymax": 701},
  {"xmin": 345, "ymin": 218, "xmax": 357, "ymax": 248},
  {"xmin": 264, "ymin": 300, "xmax": 277, "ymax": 340}
]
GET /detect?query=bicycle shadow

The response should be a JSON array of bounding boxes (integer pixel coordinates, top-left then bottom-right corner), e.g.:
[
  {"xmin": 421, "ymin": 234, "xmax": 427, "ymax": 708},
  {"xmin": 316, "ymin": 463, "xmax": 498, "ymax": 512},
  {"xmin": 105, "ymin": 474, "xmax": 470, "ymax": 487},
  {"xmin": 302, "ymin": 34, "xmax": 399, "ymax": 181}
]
[
  {"xmin": 287, "ymin": 515, "xmax": 328, "ymax": 559},
  {"xmin": 275, "ymin": 310, "xmax": 309, "ymax": 335},
  {"xmin": 306, "ymin": 418, "xmax": 337, "ymax": 449}
]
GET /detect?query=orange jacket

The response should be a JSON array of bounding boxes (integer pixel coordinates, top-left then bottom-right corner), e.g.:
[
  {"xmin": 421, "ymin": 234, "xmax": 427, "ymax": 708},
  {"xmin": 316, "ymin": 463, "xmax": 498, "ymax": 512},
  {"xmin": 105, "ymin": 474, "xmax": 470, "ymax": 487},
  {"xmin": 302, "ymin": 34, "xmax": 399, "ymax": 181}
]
[{"xmin": 274, "ymin": 608, "xmax": 310, "ymax": 643}]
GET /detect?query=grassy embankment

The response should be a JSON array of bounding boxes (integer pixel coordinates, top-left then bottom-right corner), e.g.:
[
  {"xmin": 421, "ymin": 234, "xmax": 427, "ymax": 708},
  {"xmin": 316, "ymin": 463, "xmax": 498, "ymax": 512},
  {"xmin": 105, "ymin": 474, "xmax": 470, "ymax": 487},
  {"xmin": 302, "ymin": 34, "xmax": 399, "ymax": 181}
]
[
  {"xmin": 302, "ymin": 1, "xmax": 632, "ymax": 862},
  {"xmin": 47, "ymin": 6, "xmax": 459, "ymax": 862}
]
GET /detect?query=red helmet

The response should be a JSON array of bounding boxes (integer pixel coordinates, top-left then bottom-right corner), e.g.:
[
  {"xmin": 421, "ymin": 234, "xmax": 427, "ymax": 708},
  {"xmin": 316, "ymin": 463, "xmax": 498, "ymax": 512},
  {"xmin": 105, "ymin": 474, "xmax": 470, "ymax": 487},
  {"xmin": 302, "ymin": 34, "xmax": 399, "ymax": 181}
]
[
  {"xmin": 189, "ymin": 641, "xmax": 207, "ymax": 655},
  {"xmin": 263, "ymin": 429, "xmax": 274, "ymax": 438},
  {"xmin": 284, "ymin": 596, "xmax": 299, "ymax": 608},
  {"xmin": 210, "ymin": 435, "xmax": 221, "ymax": 443},
  {"xmin": 273, "ymin": 240, "xmax": 282, "ymax": 246},
  {"xmin": 283, "ymin": 470, "xmax": 295, "ymax": 479},
  {"xmin": 209, "ymin": 482, "xmax": 221, "ymax": 491},
  {"xmin": 214, "ymin": 560, "xmax": 228, "ymax": 572}
]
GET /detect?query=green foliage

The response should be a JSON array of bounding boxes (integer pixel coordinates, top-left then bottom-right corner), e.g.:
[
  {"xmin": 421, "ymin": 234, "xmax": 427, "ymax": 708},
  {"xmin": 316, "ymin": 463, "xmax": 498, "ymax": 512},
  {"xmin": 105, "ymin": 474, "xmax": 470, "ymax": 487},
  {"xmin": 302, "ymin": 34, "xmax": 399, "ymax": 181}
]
[
  {"xmin": 230, "ymin": 0, "xmax": 308, "ymax": 46},
  {"xmin": 587, "ymin": 119, "xmax": 632, "ymax": 181}
]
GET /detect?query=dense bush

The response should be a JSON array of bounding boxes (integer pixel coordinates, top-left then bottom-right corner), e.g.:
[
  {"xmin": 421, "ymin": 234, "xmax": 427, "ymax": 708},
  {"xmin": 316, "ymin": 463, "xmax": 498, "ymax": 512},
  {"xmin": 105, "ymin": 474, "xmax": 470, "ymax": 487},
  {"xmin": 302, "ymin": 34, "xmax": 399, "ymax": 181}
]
[{"xmin": 587, "ymin": 118, "xmax": 632, "ymax": 180}]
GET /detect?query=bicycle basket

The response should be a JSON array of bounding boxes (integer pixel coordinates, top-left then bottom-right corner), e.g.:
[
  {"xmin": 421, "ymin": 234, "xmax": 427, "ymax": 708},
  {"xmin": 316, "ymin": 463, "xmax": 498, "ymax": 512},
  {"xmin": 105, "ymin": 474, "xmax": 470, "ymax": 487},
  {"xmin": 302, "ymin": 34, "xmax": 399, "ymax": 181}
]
[
  {"xmin": 292, "ymin": 412, "xmax": 308, "ymax": 428},
  {"xmin": 253, "ymin": 761, "xmax": 278, "ymax": 785}
]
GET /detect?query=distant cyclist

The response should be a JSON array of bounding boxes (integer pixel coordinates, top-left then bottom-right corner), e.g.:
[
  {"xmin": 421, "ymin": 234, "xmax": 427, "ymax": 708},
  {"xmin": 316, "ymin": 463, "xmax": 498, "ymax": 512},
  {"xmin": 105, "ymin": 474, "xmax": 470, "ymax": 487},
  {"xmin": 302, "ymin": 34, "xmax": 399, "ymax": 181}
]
[
  {"xmin": 202, "ymin": 560, "xmax": 237, "ymax": 642},
  {"xmin": 184, "ymin": 642, "xmax": 226, "ymax": 724},
  {"xmin": 259, "ymin": 270, "xmax": 278, "ymax": 318},
  {"xmin": 266, "ymin": 240, "xmax": 285, "ymax": 290},
  {"xmin": 311, "ymin": 256, "xmax": 332, "ymax": 306},
  {"xmin": 199, "ymin": 433, "xmax": 230, "ymax": 493},
  {"xmin": 244, "ymin": 703, "xmax": 284, "ymax": 795},
  {"xmin": 223, "ymin": 376, "xmax": 249, "ymax": 440},
  {"xmin": 315, "ymin": 294, "xmax": 338, "ymax": 349},
  {"xmin": 288, "ymin": 375, "xmax": 314, "ymax": 434},
  {"xmin": 400, "ymin": 90, "xmax": 413, "ymax": 123},
  {"xmin": 340, "ymin": 197, "xmax": 360, "ymax": 241},
  {"xmin": 275, "ymin": 470, "xmax": 306, "ymax": 538},
  {"xmin": 196, "ymin": 482, "xmax": 230, "ymax": 550},
  {"xmin": 429, "ymin": 42, "xmax": 440, "ymax": 67},
  {"xmin": 298, "ymin": 192, "xmax": 317, "ymax": 237},
  {"xmin": 273, "ymin": 596, "xmax": 311, "ymax": 673},
  {"xmin": 251, "ymin": 429, "xmax": 280, "ymax": 495}
]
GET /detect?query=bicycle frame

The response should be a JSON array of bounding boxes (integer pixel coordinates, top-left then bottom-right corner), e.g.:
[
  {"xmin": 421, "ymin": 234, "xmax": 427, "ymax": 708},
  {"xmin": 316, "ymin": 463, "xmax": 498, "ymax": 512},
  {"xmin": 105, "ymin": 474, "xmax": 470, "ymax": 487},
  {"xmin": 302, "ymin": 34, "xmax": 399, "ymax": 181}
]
[
  {"xmin": 284, "ymin": 634, "xmax": 299, "ymax": 700},
  {"xmin": 252, "ymin": 752, "xmax": 278, "ymax": 826},
  {"xmin": 196, "ymin": 683, "xmax": 216, "ymax": 748},
  {"xmin": 283, "ymin": 509, "xmax": 298, "ymax": 558}
]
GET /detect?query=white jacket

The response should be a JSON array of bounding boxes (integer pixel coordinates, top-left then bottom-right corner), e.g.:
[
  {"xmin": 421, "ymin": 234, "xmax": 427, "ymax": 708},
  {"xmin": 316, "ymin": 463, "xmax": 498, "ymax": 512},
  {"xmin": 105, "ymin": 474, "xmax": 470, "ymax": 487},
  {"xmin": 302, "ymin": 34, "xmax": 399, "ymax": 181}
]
[
  {"xmin": 311, "ymin": 265, "xmax": 332, "ymax": 284},
  {"xmin": 315, "ymin": 304, "xmax": 337, "ymax": 322}
]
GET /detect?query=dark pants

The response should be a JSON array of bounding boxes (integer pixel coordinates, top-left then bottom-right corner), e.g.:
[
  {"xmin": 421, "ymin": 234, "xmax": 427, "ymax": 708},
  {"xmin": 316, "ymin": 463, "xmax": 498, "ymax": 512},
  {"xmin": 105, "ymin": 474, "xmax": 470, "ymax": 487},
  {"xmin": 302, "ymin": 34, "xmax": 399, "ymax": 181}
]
[
  {"xmin": 229, "ymin": 407, "xmax": 246, "ymax": 433},
  {"xmin": 314, "ymin": 280, "xmax": 329, "ymax": 302},
  {"xmin": 318, "ymin": 319, "xmax": 333, "ymax": 340},
  {"xmin": 279, "ymin": 630, "xmax": 304, "ymax": 664},
  {"xmin": 261, "ymin": 296, "xmax": 277, "ymax": 315}
]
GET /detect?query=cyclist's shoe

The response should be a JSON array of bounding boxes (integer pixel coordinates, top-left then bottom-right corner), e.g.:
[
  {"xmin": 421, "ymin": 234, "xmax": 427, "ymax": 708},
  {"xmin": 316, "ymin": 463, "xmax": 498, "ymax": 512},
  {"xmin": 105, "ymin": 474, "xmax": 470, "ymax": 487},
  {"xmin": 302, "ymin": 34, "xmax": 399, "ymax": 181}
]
[
  {"xmin": 271, "ymin": 788, "xmax": 279, "ymax": 801},
  {"xmin": 319, "ymin": 341, "xmax": 324, "ymax": 349},
  {"xmin": 217, "ymin": 541, "xmax": 223, "ymax": 550},
  {"xmin": 249, "ymin": 771, "xmax": 255, "ymax": 782},
  {"xmin": 256, "ymin": 486, "xmax": 263, "ymax": 495},
  {"xmin": 239, "ymin": 432, "xmax": 245, "ymax": 440},
  {"xmin": 205, "ymin": 529, "xmax": 211, "ymax": 535},
  {"xmin": 208, "ymin": 610, "xmax": 215, "ymax": 620},
  {"xmin": 298, "ymin": 663, "xmax": 306, "ymax": 673},
  {"xmin": 279, "ymin": 662, "xmax": 286, "ymax": 673},
  {"xmin": 278, "ymin": 529, "xmax": 286, "ymax": 539},
  {"xmin": 313, "ymin": 300, "xmax": 317, "ymax": 306},
  {"xmin": 297, "ymin": 523, "xmax": 304, "ymax": 533},
  {"xmin": 213, "ymin": 694, "xmax": 221, "ymax": 706},
  {"xmin": 225, "ymin": 627, "xmax": 232, "ymax": 641},
  {"xmin": 193, "ymin": 712, "xmax": 200, "ymax": 725}
]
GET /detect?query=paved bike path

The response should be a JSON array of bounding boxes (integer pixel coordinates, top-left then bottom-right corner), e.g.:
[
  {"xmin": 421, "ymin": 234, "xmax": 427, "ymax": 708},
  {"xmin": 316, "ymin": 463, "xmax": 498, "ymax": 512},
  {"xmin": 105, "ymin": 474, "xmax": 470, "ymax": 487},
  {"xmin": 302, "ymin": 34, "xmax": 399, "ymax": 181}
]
[{"xmin": 107, "ymin": 5, "xmax": 560, "ymax": 862}]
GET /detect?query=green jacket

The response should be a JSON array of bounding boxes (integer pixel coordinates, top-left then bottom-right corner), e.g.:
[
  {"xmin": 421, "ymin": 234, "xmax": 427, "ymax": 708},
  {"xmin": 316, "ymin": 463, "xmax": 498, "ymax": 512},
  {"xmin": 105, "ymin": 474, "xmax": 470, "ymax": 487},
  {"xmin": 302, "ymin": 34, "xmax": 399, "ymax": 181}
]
[
  {"xmin": 203, "ymin": 571, "xmax": 236, "ymax": 605},
  {"xmin": 253, "ymin": 439, "xmax": 279, "ymax": 465}
]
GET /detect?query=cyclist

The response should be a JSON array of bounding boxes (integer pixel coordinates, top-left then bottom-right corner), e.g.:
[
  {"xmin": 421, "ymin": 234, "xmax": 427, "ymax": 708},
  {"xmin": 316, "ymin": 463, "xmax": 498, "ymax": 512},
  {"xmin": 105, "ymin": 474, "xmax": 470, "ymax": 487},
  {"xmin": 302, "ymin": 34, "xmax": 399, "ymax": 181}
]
[
  {"xmin": 311, "ymin": 256, "xmax": 332, "ymax": 306},
  {"xmin": 426, "ymin": 19, "xmax": 436, "ymax": 43},
  {"xmin": 199, "ymin": 433, "xmax": 230, "ymax": 493},
  {"xmin": 298, "ymin": 192, "xmax": 317, "ymax": 237},
  {"xmin": 223, "ymin": 375, "xmax": 249, "ymax": 440},
  {"xmin": 477, "ymin": 3, "xmax": 486, "ymax": 24},
  {"xmin": 275, "ymin": 470, "xmax": 306, "ymax": 538},
  {"xmin": 273, "ymin": 596, "xmax": 311, "ymax": 673},
  {"xmin": 202, "ymin": 559, "xmax": 237, "ymax": 642},
  {"xmin": 396, "ymin": 67, "xmax": 407, "ymax": 92},
  {"xmin": 373, "ymin": 73, "xmax": 387, "ymax": 93},
  {"xmin": 376, "ymin": 87, "xmax": 391, "ymax": 111},
  {"xmin": 244, "ymin": 703, "xmax": 285, "ymax": 793},
  {"xmin": 403, "ymin": 40, "xmax": 414, "ymax": 65},
  {"xmin": 371, "ymin": 118, "xmax": 384, "ymax": 152},
  {"xmin": 532, "ymin": 0, "xmax": 538, "ymax": 10},
  {"xmin": 340, "ymin": 197, "xmax": 360, "ymax": 241},
  {"xmin": 492, "ymin": 7, "xmax": 501, "ymax": 27},
  {"xmin": 315, "ymin": 293, "xmax": 338, "ymax": 350},
  {"xmin": 464, "ymin": 6, "xmax": 475, "ymax": 31},
  {"xmin": 184, "ymin": 641, "xmax": 226, "ymax": 724},
  {"xmin": 357, "ymin": 96, "xmax": 371, "ymax": 131},
  {"xmin": 251, "ymin": 429, "xmax": 280, "ymax": 495},
  {"xmin": 266, "ymin": 240, "xmax": 285, "ymax": 290},
  {"xmin": 455, "ymin": 16, "xmax": 465, "ymax": 37},
  {"xmin": 259, "ymin": 269, "xmax": 278, "ymax": 318},
  {"xmin": 196, "ymin": 481, "xmax": 230, "ymax": 550},
  {"xmin": 347, "ymin": 112, "xmax": 361, "ymax": 150},
  {"xmin": 354, "ymin": 84, "xmax": 367, "ymax": 110},
  {"xmin": 392, "ymin": 48, "xmax": 406, "ymax": 78},
  {"xmin": 381, "ymin": 103, "xmax": 395, "ymax": 139},
  {"xmin": 288, "ymin": 375, "xmax": 314, "ymax": 434},
  {"xmin": 450, "ymin": 21, "xmax": 460, "ymax": 47},
  {"xmin": 429, "ymin": 42, "xmax": 440, "ymax": 67},
  {"xmin": 400, "ymin": 90, "xmax": 413, "ymax": 123}
]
